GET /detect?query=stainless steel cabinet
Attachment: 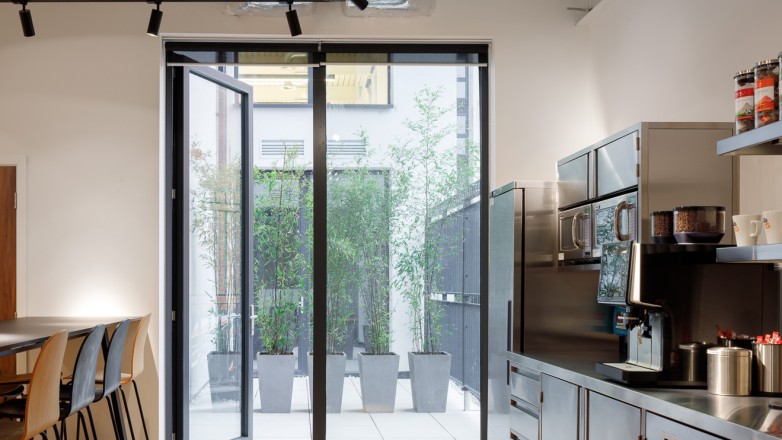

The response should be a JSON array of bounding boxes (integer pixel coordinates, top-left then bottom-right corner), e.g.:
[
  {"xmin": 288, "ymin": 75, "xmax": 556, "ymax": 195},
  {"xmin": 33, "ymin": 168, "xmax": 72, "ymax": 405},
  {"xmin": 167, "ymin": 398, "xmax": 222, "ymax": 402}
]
[
  {"xmin": 509, "ymin": 363, "xmax": 540, "ymax": 440},
  {"xmin": 540, "ymin": 374, "xmax": 580, "ymax": 440},
  {"xmin": 587, "ymin": 391, "xmax": 641, "ymax": 439},
  {"xmin": 645, "ymin": 413, "xmax": 722, "ymax": 440}
]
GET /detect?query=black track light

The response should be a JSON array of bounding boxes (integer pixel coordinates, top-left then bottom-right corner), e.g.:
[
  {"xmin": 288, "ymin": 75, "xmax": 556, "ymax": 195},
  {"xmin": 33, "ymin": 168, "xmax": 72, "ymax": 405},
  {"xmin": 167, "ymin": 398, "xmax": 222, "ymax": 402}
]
[
  {"xmin": 147, "ymin": 1, "xmax": 163, "ymax": 37},
  {"xmin": 285, "ymin": 1, "xmax": 301, "ymax": 37},
  {"xmin": 18, "ymin": 2, "xmax": 35, "ymax": 38},
  {"xmin": 350, "ymin": 0, "xmax": 369, "ymax": 10}
]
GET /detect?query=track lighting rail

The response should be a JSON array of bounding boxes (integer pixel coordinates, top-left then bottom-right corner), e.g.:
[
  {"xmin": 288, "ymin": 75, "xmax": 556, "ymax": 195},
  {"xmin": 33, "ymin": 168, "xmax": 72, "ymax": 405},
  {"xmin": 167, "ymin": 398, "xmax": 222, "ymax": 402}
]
[{"xmin": 11, "ymin": 0, "xmax": 368, "ymax": 37}]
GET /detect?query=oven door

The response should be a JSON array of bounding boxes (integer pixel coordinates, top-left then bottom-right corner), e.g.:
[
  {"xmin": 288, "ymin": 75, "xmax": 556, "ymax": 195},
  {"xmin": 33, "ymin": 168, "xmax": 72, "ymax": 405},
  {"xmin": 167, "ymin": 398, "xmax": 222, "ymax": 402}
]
[
  {"xmin": 558, "ymin": 205, "xmax": 591, "ymax": 262},
  {"xmin": 592, "ymin": 192, "xmax": 637, "ymax": 258}
]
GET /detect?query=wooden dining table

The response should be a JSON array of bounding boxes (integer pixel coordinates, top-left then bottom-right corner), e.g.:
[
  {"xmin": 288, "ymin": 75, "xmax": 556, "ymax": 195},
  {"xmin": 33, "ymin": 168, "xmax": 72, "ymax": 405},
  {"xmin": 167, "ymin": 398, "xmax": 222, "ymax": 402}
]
[{"xmin": 0, "ymin": 316, "xmax": 139, "ymax": 439}]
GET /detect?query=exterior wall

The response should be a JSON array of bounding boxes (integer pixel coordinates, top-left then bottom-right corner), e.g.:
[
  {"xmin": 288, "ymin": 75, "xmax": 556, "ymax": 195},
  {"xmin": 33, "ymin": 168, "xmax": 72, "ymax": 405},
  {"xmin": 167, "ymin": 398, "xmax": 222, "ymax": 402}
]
[{"xmin": 2, "ymin": 0, "xmax": 781, "ymax": 437}]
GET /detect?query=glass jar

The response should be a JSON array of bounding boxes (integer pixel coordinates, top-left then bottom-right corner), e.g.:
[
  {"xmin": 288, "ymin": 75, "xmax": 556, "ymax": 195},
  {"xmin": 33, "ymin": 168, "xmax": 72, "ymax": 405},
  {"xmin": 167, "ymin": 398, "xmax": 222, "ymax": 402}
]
[
  {"xmin": 735, "ymin": 69, "xmax": 754, "ymax": 134},
  {"xmin": 754, "ymin": 59, "xmax": 779, "ymax": 128},
  {"xmin": 650, "ymin": 210, "xmax": 675, "ymax": 243},
  {"xmin": 673, "ymin": 206, "xmax": 726, "ymax": 244}
]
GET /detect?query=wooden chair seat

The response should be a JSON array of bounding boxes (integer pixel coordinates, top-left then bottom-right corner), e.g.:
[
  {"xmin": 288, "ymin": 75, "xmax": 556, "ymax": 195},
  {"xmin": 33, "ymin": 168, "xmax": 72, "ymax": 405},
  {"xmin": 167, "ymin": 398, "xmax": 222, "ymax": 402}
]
[{"xmin": 94, "ymin": 370, "xmax": 132, "ymax": 385}]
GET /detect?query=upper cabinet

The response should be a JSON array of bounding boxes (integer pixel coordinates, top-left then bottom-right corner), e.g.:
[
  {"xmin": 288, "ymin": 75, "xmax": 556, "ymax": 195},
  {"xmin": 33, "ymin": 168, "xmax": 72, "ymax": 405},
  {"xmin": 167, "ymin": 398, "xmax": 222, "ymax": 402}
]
[{"xmin": 717, "ymin": 120, "xmax": 782, "ymax": 155}]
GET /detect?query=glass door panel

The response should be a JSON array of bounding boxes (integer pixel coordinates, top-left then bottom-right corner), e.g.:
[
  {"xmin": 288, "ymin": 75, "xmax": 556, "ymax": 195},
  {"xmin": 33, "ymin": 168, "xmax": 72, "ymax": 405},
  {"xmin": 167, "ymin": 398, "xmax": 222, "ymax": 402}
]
[
  {"xmin": 325, "ymin": 65, "xmax": 482, "ymax": 439},
  {"xmin": 184, "ymin": 67, "xmax": 252, "ymax": 440}
]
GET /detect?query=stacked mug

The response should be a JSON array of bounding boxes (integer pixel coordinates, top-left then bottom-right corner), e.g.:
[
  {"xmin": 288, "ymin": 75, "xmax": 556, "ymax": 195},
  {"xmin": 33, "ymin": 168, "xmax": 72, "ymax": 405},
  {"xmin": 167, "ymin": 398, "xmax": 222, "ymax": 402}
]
[{"xmin": 733, "ymin": 210, "xmax": 782, "ymax": 246}]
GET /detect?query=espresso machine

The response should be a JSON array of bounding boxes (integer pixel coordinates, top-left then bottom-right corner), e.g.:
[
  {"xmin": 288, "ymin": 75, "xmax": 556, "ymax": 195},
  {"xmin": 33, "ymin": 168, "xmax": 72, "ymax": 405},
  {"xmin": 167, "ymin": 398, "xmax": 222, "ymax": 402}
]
[{"xmin": 594, "ymin": 241, "xmax": 781, "ymax": 386}]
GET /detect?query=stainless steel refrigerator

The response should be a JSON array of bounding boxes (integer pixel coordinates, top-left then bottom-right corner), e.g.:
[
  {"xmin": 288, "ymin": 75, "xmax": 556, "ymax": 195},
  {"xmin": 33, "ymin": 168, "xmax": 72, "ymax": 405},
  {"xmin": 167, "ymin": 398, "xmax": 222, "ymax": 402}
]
[{"xmin": 487, "ymin": 181, "xmax": 556, "ymax": 438}]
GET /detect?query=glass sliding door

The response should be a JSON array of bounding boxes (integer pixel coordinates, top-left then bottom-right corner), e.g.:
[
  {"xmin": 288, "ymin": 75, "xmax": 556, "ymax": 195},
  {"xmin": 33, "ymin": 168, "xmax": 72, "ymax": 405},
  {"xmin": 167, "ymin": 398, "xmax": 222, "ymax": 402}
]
[
  {"xmin": 325, "ymin": 61, "xmax": 483, "ymax": 439},
  {"xmin": 168, "ymin": 43, "xmax": 488, "ymax": 440},
  {"xmin": 177, "ymin": 66, "xmax": 253, "ymax": 440}
]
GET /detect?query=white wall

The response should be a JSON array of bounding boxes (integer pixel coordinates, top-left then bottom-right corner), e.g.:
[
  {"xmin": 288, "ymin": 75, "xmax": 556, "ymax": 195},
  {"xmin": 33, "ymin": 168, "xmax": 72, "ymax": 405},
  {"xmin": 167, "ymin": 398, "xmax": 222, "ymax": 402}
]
[
  {"xmin": 5, "ymin": 0, "xmax": 781, "ymax": 436},
  {"xmin": 586, "ymin": 0, "xmax": 782, "ymax": 239}
]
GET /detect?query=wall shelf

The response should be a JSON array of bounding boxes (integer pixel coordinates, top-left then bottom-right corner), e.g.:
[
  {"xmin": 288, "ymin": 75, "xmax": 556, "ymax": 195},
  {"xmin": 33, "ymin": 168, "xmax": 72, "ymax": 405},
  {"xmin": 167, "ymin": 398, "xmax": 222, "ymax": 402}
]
[
  {"xmin": 717, "ymin": 120, "xmax": 782, "ymax": 155},
  {"xmin": 715, "ymin": 244, "xmax": 782, "ymax": 263}
]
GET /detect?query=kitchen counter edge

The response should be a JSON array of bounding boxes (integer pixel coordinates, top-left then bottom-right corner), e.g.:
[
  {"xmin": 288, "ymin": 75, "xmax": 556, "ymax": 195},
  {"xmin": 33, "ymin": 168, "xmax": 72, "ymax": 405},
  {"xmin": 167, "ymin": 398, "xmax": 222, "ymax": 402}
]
[{"xmin": 509, "ymin": 351, "xmax": 782, "ymax": 440}]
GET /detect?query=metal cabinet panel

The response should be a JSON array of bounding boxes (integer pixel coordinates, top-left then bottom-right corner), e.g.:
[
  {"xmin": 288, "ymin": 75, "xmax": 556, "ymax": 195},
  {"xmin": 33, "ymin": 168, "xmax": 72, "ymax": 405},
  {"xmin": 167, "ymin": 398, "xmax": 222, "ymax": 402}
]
[
  {"xmin": 510, "ymin": 398, "xmax": 539, "ymax": 440},
  {"xmin": 596, "ymin": 132, "xmax": 638, "ymax": 197},
  {"xmin": 558, "ymin": 152, "xmax": 590, "ymax": 208},
  {"xmin": 510, "ymin": 364, "xmax": 540, "ymax": 408},
  {"xmin": 587, "ymin": 391, "xmax": 641, "ymax": 439},
  {"xmin": 540, "ymin": 374, "xmax": 579, "ymax": 440},
  {"xmin": 645, "ymin": 413, "xmax": 722, "ymax": 440}
]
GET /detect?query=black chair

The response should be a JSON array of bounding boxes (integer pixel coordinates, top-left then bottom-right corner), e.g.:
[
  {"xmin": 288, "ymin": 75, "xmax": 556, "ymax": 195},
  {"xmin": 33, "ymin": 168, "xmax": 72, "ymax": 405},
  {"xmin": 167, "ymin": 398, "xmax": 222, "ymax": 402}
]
[
  {"xmin": 0, "ymin": 324, "xmax": 105, "ymax": 440},
  {"xmin": 59, "ymin": 323, "xmax": 106, "ymax": 439},
  {"xmin": 85, "ymin": 320, "xmax": 129, "ymax": 440}
]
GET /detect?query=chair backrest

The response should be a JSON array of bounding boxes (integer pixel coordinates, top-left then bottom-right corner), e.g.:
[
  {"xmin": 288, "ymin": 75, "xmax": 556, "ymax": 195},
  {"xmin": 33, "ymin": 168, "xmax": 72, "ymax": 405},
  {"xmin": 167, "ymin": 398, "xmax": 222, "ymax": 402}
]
[
  {"xmin": 67, "ymin": 324, "xmax": 106, "ymax": 415},
  {"xmin": 99, "ymin": 320, "xmax": 129, "ymax": 400},
  {"xmin": 129, "ymin": 314, "xmax": 151, "ymax": 380},
  {"xmin": 22, "ymin": 329, "xmax": 68, "ymax": 440}
]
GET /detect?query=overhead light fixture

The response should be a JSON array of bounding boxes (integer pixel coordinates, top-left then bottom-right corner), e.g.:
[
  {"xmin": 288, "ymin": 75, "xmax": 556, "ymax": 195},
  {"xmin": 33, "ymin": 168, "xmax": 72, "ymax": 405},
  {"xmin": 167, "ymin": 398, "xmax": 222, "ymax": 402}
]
[
  {"xmin": 350, "ymin": 0, "xmax": 370, "ymax": 10},
  {"xmin": 147, "ymin": 1, "xmax": 163, "ymax": 37},
  {"xmin": 285, "ymin": 1, "xmax": 301, "ymax": 37},
  {"xmin": 18, "ymin": 1, "xmax": 35, "ymax": 38}
]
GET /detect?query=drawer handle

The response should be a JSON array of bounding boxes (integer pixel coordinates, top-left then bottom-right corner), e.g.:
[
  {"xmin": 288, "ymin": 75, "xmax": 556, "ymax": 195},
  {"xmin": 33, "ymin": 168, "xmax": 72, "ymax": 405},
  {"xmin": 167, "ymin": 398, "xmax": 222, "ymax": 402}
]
[{"xmin": 510, "ymin": 399, "xmax": 539, "ymax": 419}]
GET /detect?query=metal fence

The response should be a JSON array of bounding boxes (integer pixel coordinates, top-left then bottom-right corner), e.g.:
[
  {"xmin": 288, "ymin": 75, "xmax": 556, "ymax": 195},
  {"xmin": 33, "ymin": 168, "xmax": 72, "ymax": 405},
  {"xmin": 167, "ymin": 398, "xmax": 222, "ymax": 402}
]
[{"xmin": 432, "ymin": 195, "xmax": 481, "ymax": 394}]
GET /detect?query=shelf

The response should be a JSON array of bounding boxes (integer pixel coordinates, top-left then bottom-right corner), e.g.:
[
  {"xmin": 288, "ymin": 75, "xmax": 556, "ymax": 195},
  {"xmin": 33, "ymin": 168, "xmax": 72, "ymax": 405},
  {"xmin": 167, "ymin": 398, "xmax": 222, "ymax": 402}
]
[
  {"xmin": 715, "ymin": 244, "xmax": 782, "ymax": 263},
  {"xmin": 717, "ymin": 120, "xmax": 782, "ymax": 155}
]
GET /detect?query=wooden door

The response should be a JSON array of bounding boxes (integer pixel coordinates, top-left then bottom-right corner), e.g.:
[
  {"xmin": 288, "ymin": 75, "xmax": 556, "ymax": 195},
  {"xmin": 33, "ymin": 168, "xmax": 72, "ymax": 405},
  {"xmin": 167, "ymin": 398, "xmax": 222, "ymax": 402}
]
[{"xmin": 0, "ymin": 167, "xmax": 16, "ymax": 375}]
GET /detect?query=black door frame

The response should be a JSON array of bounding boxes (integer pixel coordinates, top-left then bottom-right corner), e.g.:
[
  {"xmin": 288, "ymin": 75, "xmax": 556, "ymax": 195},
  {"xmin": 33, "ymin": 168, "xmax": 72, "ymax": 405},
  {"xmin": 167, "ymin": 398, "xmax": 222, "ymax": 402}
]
[
  {"xmin": 165, "ymin": 42, "xmax": 489, "ymax": 440},
  {"xmin": 169, "ymin": 65, "xmax": 254, "ymax": 440}
]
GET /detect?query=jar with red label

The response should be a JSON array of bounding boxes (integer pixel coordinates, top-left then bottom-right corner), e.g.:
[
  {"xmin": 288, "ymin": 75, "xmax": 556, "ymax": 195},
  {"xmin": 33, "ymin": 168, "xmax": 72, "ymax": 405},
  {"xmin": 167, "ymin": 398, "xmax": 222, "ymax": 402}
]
[
  {"xmin": 735, "ymin": 69, "xmax": 754, "ymax": 133},
  {"xmin": 754, "ymin": 59, "xmax": 779, "ymax": 128}
]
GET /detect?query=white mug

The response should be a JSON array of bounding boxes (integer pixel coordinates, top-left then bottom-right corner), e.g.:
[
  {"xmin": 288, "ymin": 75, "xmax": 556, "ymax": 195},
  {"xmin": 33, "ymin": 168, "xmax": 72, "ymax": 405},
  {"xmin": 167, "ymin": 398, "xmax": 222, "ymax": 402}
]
[
  {"xmin": 733, "ymin": 214, "xmax": 761, "ymax": 246},
  {"xmin": 762, "ymin": 210, "xmax": 782, "ymax": 244}
]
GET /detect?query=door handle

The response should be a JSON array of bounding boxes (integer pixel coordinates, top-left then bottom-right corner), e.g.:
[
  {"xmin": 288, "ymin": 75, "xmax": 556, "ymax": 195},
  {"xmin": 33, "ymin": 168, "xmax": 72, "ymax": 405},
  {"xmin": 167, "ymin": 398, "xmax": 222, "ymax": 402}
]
[
  {"xmin": 613, "ymin": 201, "xmax": 630, "ymax": 241},
  {"xmin": 507, "ymin": 300, "xmax": 512, "ymax": 352},
  {"xmin": 572, "ymin": 211, "xmax": 586, "ymax": 249}
]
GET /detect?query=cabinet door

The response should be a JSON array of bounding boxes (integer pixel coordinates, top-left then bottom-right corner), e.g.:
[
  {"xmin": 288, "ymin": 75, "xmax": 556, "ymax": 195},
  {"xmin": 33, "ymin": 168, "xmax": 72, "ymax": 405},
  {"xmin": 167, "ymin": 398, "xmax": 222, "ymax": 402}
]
[
  {"xmin": 540, "ymin": 374, "xmax": 579, "ymax": 440},
  {"xmin": 587, "ymin": 391, "xmax": 641, "ymax": 439},
  {"xmin": 645, "ymin": 413, "xmax": 722, "ymax": 440}
]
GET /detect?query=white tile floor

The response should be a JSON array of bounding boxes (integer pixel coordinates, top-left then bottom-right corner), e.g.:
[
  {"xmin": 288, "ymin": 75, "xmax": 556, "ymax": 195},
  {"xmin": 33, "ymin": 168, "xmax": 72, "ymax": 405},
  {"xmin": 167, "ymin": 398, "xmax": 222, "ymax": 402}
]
[{"xmin": 190, "ymin": 376, "xmax": 481, "ymax": 440}]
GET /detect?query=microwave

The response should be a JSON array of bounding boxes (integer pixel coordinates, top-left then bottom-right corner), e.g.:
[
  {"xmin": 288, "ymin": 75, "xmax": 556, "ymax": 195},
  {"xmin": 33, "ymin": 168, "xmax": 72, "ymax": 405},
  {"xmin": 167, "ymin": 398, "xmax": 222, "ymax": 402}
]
[
  {"xmin": 558, "ymin": 205, "xmax": 592, "ymax": 261},
  {"xmin": 591, "ymin": 192, "xmax": 637, "ymax": 259}
]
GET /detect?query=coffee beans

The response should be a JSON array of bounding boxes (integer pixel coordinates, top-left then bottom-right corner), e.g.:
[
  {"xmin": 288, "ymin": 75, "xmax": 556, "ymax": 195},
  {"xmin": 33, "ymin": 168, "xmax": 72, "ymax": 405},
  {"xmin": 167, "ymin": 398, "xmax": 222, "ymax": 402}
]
[{"xmin": 674, "ymin": 206, "xmax": 726, "ymax": 233}]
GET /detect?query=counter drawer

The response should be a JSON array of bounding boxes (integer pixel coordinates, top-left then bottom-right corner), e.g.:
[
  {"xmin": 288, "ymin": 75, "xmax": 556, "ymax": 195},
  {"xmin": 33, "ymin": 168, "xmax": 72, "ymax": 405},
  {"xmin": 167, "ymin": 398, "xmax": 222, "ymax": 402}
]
[
  {"xmin": 645, "ymin": 412, "xmax": 722, "ymax": 440},
  {"xmin": 510, "ymin": 364, "xmax": 540, "ymax": 407},
  {"xmin": 510, "ymin": 398, "xmax": 539, "ymax": 440}
]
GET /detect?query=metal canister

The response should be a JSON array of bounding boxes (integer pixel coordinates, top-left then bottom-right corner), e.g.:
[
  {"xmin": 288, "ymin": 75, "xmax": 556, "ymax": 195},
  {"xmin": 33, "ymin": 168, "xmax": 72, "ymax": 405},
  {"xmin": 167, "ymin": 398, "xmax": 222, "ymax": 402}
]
[
  {"xmin": 707, "ymin": 346, "xmax": 752, "ymax": 396},
  {"xmin": 754, "ymin": 343, "xmax": 782, "ymax": 395},
  {"xmin": 679, "ymin": 342, "xmax": 714, "ymax": 383}
]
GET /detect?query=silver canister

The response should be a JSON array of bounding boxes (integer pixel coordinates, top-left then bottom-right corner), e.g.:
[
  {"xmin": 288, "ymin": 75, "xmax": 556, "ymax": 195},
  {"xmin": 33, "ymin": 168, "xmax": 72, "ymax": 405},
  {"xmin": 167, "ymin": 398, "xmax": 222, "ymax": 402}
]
[
  {"xmin": 754, "ymin": 343, "xmax": 782, "ymax": 395},
  {"xmin": 679, "ymin": 342, "xmax": 714, "ymax": 383},
  {"xmin": 707, "ymin": 346, "xmax": 752, "ymax": 396}
]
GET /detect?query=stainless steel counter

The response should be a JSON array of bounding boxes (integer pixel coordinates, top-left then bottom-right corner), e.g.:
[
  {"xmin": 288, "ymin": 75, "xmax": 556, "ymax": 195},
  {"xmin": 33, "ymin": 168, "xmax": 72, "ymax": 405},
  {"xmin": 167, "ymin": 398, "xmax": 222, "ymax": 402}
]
[{"xmin": 511, "ymin": 351, "xmax": 782, "ymax": 439}]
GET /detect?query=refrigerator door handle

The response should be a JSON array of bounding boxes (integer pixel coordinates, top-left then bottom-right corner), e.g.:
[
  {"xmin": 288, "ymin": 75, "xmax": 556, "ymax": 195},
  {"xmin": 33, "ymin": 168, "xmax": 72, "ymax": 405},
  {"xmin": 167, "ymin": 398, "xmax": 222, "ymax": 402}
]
[{"xmin": 507, "ymin": 300, "xmax": 513, "ymax": 352}]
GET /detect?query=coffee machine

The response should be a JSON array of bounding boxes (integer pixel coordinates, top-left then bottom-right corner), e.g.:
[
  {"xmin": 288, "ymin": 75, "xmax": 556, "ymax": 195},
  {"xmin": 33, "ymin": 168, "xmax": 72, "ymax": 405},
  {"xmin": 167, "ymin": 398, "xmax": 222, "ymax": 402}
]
[{"xmin": 594, "ymin": 241, "xmax": 781, "ymax": 386}]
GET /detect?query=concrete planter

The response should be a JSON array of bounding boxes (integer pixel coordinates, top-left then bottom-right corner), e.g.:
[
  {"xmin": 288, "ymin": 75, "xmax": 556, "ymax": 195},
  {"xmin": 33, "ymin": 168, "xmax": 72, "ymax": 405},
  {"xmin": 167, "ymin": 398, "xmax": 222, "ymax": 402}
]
[
  {"xmin": 207, "ymin": 351, "xmax": 242, "ymax": 404},
  {"xmin": 257, "ymin": 352, "xmax": 295, "ymax": 413},
  {"xmin": 357, "ymin": 352, "xmax": 399, "ymax": 413},
  {"xmin": 307, "ymin": 352, "xmax": 347, "ymax": 413},
  {"xmin": 408, "ymin": 352, "xmax": 452, "ymax": 413}
]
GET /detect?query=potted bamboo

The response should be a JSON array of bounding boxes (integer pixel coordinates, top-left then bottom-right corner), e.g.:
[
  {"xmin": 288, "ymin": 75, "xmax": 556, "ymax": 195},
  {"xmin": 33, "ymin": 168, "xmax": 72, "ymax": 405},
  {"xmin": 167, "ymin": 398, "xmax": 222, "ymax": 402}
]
[
  {"xmin": 254, "ymin": 149, "xmax": 311, "ymax": 413},
  {"xmin": 389, "ymin": 87, "xmax": 477, "ymax": 413},
  {"xmin": 190, "ymin": 146, "xmax": 243, "ymax": 405}
]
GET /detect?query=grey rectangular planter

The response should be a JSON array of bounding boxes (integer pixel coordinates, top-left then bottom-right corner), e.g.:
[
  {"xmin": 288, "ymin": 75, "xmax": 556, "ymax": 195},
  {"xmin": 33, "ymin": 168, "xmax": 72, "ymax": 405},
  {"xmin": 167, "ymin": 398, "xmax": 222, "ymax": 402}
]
[
  {"xmin": 207, "ymin": 351, "xmax": 242, "ymax": 405},
  {"xmin": 409, "ymin": 352, "xmax": 452, "ymax": 413},
  {"xmin": 307, "ymin": 353, "xmax": 347, "ymax": 413},
  {"xmin": 357, "ymin": 352, "xmax": 399, "ymax": 413},
  {"xmin": 257, "ymin": 352, "xmax": 295, "ymax": 413}
]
